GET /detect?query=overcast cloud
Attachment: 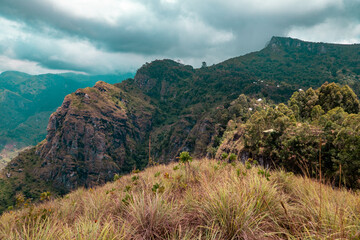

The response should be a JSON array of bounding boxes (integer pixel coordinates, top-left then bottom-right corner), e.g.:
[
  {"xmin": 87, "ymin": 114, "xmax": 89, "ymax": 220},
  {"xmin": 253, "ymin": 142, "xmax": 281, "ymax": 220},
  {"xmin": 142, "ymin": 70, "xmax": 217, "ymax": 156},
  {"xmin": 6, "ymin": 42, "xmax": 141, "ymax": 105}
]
[{"xmin": 0, "ymin": 0, "xmax": 359, "ymax": 74}]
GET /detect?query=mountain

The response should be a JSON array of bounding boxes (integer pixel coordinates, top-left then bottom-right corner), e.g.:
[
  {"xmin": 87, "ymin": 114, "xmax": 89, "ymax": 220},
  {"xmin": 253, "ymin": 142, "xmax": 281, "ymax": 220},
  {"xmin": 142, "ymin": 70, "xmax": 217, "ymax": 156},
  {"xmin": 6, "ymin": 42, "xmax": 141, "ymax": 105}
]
[
  {"xmin": 1, "ymin": 37, "xmax": 360, "ymax": 211},
  {"xmin": 2, "ymin": 159, "xmax": 360, "ymax": 239},
  {"xmin": 0, "ymin": 71, "xmax": 134, "ymax": 152}
]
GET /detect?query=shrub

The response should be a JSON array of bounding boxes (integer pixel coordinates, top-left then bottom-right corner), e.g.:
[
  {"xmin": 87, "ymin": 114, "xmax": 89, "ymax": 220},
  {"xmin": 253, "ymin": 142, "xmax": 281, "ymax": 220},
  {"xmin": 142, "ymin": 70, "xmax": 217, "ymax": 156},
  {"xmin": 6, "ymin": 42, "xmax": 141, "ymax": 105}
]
[
  {"xmin": 113, "ymin": 174, "xmax": 122, "ymax": 181},
  {"xmin": 179, "ymin": 151, "xmax": 192, "ymax": 164},
  {"xmin": 229, "ymin": 153, "xmax": 237, "ymax": 162},
  {"xmin": 221, "ymin": 152, "xmax": 228, "ymax": 160},
  {"xmin": 40, "ymin": 191, "xmax": 52, "ymax": 202}
]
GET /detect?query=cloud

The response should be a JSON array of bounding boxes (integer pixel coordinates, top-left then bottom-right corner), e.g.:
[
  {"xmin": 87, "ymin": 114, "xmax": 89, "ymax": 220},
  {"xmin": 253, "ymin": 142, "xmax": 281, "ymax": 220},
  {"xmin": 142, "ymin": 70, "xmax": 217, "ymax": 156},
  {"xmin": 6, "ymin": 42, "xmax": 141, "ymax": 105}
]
[
  {"xmin": 0, "ymin": 55, "xmax": 83, "ymax": 75},
  {"xmin": 288, "ymin": 18, "xmax": 360, "ymax": 44},
  {"xmin": 0, "ymin": 0, "xmax": 359, "ymax": 74}
]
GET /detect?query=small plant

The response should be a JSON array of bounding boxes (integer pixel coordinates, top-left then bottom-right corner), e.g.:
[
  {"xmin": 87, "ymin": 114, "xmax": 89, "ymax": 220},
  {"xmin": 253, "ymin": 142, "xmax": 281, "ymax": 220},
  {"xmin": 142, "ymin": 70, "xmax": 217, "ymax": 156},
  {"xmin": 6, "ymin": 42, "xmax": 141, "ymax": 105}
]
[
  {"xmin": 152, "ymin": 183, "xmax": 160, "ymax": 193},
  {"xmin": 229, "ymin": 153, "xmax": 237, "ymax": 162},
  {"xmin": 245, "ymin": 158, "xmax": 258, "ymax": 169},
  {"xmin": 38, "ymin": 208, "xmax": 53, "ymax": 220},
  {"xmin": 152, "ymin": 183, "xmax": 165, "ymax": 194},
  {"xmin": 113, "ymin": 173, "xmax": 122, "ymax": 181},
  {"xmin": 221, "ymin": 152, "xmax": 229, "ymax": 160},
  {"xmin": 122, "ymin": 193, "xmax": 132, "ymax": 206},
  {"xmin": 132, "ymin": 169, "xmax": 140, "ymax": 174},
  {"xmin": 15, "ymin": 193, "xmax": 31, "ymax": 208},
  {"xmin": 258, "ymin": 169, "xmax": 271, "ymax": 181},
  {"xmin": 179, "ymin": 151, "xmax": 193, "ymax": 176},
  {"xmin": 106, "ymin": 188, "xmax": 116, "ymax": 195},
  {"xmin": 124, "ymin": 185, "xmax": 131, "ymax": 192},
  {"xmin": 236, "ymin": 168, "xmax": 247, "ymax": 177},
  {"xmin": 207, "ymin": 146, "xmax": 218, "ymax": 158},
  {"xmin": 39, "ymin": 191, "xmax": 52, "ymax": 202},
  {"xmin": 154, "ymin": 171, "xmax": 161, "ymax": 177},
  {"xmin": 173, "ymin": 165, "xmax": 179, "ymax": 171},
  {"xmin": 179, "ymin": 151, "xmax": 192, "ymax": 164},
  {"xmin": 132, "ymin": 175, "xmax": 139, "ymax": 182},
  {"xmin": 15, "ymin": 193, "xmax": 25, "ymax": 207}
]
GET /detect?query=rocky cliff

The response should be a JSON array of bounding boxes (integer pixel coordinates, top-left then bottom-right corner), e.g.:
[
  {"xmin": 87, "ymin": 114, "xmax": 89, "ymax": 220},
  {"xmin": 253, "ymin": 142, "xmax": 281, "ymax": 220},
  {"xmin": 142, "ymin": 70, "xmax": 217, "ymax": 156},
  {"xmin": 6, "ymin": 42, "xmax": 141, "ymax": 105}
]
[{"xmin": 6, "ymin": 81, "xmax": 154, "ymax": 192}]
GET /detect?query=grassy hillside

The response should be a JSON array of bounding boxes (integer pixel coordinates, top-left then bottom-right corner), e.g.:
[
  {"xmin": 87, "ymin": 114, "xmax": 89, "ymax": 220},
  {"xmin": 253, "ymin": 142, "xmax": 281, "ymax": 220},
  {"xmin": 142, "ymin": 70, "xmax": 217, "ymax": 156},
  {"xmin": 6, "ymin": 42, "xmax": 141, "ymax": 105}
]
[{"xmin": 1, "ymin": 159, "xmax": 360, "ymax": 239}]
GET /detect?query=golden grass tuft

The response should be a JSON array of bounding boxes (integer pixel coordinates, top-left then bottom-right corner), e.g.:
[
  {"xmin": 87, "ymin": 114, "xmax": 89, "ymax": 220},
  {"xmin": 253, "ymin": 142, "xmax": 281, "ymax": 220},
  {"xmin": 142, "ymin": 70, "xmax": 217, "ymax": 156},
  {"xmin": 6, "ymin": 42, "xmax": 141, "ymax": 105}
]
[{"xmin": 1, "ymin": 159, "xmax": 360, "ymax": 239}]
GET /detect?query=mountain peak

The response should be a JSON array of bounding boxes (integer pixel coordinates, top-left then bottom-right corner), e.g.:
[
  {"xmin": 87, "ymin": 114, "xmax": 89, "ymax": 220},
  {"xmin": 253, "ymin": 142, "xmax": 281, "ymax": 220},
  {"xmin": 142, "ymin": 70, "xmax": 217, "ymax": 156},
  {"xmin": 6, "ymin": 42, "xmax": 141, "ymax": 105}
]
[
  {"xmin": 267, "ymin": 36, "xmax": 309, "ymax": 49},
  {"xmin": 133, "ymin": 59, "xmax": 193, "ymax": 97},
  {"xmin": 265, "ymin": 36, "xmax": 333, "ymax": 54},
  {"xmin": 266, "ymin": 36, "xmax": 360, "ymax": 52}
]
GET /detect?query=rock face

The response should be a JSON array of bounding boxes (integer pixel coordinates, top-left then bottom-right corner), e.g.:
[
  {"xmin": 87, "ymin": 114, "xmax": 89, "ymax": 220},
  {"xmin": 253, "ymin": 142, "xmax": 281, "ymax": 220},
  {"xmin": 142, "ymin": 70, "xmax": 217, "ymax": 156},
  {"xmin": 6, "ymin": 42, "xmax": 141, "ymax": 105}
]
[{"xmin": 35, "ymin": 81, "xmax": 153, "ymax": 191}]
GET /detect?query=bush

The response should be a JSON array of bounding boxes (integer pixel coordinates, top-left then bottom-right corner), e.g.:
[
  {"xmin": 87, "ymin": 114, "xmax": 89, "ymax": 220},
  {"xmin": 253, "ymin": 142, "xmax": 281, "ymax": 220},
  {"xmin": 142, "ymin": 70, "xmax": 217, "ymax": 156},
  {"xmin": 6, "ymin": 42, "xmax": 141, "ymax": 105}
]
[
  {"xmin": 229, "ymin": 153, "xmax": 237, "ymax": 162},
  {"xmin": 179, "ymin": 151, "xmax": 192, "ymax": 164},
  {"xmin": 221, "ymin": 152, "xmax": 228, "ymax": 160}
]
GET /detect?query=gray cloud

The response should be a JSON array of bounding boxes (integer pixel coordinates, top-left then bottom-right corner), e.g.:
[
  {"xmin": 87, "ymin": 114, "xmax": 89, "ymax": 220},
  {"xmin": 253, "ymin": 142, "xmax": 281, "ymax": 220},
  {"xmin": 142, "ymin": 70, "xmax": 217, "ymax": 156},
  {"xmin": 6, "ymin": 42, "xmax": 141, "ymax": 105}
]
[{"xmin": 0, "ymin": 0, "xmax": 359, "ymax": 74}]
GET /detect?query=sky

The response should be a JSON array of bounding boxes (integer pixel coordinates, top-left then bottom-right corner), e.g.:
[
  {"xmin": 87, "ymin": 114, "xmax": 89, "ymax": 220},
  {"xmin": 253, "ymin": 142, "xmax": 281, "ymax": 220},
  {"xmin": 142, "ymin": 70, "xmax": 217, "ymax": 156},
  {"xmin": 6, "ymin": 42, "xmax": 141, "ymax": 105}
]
[{"xmin": 0, "ymin": 0, "xmax": 359, "ymax": 75}]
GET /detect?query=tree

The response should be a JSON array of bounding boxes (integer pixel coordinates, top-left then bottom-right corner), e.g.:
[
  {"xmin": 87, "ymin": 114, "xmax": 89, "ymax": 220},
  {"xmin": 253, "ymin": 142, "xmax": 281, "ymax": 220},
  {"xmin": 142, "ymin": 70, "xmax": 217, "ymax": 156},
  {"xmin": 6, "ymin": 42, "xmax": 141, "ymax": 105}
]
[
  {"xmin": 311, "ymin": 105, "xmax": 324, "ymax": 121},
  {"xmin": 179, "ymin": 151, "xmax": 193, "ymax": 176},
  {"xmin": 317, "ymin": 82, "xmax": 360, "ymax": 113},
  {"xmin": 333, "ymin": 114, "xmax": 360, "ymax": 188}
]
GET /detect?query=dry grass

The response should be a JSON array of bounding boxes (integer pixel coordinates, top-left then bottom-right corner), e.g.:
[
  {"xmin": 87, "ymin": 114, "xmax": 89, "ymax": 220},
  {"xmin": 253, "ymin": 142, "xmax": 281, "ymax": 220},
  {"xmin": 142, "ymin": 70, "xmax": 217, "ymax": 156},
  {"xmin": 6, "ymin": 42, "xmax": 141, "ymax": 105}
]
[{"xmin": 1, "ymin": 159, "xmax": 360, "ymax": 239}]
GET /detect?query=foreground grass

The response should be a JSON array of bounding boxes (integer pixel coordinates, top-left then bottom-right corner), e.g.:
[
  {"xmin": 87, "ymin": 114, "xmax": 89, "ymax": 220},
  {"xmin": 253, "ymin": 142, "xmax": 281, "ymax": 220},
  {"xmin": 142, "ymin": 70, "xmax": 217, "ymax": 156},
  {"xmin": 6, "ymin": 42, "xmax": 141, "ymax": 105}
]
[{"xmin": 1, "ymin": 159, "xmax": 360, "ymax": 239}]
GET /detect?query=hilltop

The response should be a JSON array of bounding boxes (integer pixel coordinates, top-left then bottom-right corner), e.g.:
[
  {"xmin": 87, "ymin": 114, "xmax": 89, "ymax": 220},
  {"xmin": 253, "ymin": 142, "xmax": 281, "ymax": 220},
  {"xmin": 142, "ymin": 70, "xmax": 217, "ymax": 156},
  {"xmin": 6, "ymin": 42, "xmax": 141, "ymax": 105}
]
[
  {"xmin": 1, "ymin": 37, "xmax": 360, "ymax": 212},
  {"xmin": 1, "ymin": 159, "xmax": 359, "ymax": 239}
]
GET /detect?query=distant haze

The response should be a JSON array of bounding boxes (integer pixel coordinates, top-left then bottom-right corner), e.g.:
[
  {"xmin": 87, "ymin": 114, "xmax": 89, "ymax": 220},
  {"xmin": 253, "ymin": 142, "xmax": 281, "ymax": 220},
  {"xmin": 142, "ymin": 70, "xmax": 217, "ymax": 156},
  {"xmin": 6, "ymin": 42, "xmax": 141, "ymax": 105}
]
[{"xmin": 0, "ymin": 0, "xmax": 359, "ymax": 74}]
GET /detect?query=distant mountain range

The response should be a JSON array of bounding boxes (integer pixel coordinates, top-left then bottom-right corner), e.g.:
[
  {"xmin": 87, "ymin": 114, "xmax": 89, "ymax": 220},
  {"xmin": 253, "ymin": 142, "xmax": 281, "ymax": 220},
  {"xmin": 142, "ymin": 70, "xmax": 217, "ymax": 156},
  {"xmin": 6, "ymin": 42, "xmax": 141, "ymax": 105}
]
[
  {"xmin": 0, "ymin": 71, "xmax": 134, "ymax": 151},
  {"xmin": 1, "ymin": 36, "xmax": 359, "ymax": 212}
]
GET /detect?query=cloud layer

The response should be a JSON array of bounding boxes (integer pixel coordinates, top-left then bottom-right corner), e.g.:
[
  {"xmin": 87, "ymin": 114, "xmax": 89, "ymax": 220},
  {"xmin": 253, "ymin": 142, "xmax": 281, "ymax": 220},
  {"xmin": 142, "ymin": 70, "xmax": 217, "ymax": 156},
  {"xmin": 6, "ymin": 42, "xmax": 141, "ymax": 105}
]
[{"xmin": 0, "ymin": 0, "xmax": 359, "ymax": 74}]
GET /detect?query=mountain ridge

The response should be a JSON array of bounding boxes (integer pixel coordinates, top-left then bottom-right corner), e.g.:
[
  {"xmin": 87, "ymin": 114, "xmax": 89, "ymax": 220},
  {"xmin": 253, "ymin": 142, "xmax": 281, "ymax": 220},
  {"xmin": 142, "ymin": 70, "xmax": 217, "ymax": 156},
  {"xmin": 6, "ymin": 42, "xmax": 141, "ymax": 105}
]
[{"xmin": 1, "ymin": 36, "xmax": 360, "ymax": 212}]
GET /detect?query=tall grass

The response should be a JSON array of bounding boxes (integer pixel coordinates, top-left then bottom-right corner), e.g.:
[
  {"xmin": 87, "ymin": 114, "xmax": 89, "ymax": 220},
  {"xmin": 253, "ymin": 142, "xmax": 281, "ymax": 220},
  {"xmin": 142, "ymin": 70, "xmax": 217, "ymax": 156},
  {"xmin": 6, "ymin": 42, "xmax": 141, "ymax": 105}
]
[{"xmin": 1, "ymin": 159, "xmax": 360, "ymax": 239}]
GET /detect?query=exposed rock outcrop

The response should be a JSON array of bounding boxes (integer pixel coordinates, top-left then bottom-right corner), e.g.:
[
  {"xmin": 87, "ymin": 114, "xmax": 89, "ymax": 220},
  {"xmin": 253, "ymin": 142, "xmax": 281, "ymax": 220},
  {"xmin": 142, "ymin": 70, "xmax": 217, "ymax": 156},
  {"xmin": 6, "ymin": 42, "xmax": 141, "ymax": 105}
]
[{"xmin": 8, "ymin": 81, "xmax": 154, "ymax": 192}]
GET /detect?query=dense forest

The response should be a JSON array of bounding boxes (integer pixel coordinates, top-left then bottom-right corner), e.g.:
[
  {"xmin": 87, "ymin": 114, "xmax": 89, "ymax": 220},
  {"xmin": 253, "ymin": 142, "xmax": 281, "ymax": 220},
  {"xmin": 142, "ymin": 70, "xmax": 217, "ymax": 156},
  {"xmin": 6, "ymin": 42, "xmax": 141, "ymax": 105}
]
[{"xmin": 216, "ymin": 82, "xmax": 360, "ymax": 188}]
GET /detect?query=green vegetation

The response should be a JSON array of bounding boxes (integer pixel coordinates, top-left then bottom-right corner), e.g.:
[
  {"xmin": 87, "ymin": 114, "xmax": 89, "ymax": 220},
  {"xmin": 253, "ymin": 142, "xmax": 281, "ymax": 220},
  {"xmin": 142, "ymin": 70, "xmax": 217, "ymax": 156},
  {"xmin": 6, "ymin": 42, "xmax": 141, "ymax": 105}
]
[
  {"xmin": 219, "ymin": 82, "xmax": 360, "ymax": 188},
  {"xmin": 178, "ymin": 151, "xmax": 192, "ymax": 164},
  {"xmin": 229, "ymin": 153, "xmax": 237, "ymax": 162},
  {"xmin": 0, "ymin": 179, "xmax": 13, "ymax": 213},
  {"xmin": 1, "ymin": 159, "xmax": 360, "ymax": 239},
  {"xmin": 133, "ymin": 38, "xmax": 360, "ymax": 167},
  {"xmin": 1, "ymin": 37, "xmax": 360, "ymax": 217}
]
